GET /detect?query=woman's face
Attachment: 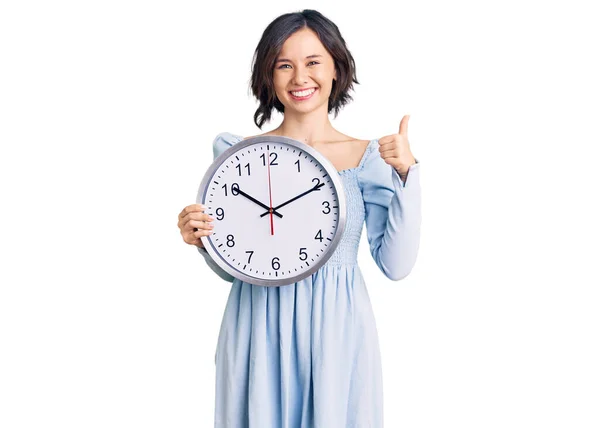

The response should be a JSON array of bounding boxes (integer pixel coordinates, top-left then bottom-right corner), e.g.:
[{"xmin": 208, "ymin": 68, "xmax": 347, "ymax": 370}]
[{"xmin": 272, "ymin": 28, "xmax": 337, "ymax": 114}]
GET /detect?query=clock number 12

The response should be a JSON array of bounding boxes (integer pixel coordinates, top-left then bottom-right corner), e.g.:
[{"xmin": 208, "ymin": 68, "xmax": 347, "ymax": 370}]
[{"xmin": 260, "ymin": 152, "xmax": 278, "ymax": 166}]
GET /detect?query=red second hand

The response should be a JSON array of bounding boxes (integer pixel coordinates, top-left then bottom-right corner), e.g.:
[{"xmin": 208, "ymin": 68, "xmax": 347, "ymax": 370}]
[{"xmin": 266, "ymin": 146, "xmax": 274, "ymax": 235}]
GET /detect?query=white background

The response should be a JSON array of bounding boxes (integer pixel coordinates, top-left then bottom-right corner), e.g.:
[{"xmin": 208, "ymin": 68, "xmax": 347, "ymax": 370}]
[{"xmin": 1, "ymin": 0, "xmax": 599, "ymax": 426}]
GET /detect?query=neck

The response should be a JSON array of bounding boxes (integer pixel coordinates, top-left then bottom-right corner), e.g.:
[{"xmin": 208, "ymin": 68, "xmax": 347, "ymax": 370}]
[{"xmin": 271, "ymin": 104, "xmax": 338, "ymax": 146}]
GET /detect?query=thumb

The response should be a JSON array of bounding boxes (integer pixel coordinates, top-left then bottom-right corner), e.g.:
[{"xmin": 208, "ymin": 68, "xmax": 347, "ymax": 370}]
[{"xmin": 398, "ymin": 114, "xmax": 410, "ymax": 135}]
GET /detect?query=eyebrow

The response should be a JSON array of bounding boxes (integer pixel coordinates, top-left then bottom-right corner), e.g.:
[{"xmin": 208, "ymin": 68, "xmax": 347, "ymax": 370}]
[{"xmin": 275, "ymin": 54, "xmax": 323, "ymax": 64}]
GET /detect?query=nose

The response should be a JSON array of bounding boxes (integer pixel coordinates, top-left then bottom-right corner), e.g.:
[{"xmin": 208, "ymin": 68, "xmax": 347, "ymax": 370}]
[{"xmin": 292, "ymin": 66, "xmax": 309, "ymax": 85}]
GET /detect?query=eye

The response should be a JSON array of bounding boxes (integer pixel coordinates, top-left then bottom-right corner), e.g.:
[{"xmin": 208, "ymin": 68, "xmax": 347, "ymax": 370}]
[{"xmin": 277, "ymin": 61, "xmax": 320, "ymax": 69}]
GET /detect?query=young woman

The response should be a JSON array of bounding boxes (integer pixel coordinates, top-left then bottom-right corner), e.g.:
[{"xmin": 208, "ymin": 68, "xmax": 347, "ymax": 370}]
[{"xmin": 177, "ymin": 9, "xmax": 421, "ymax": 427}]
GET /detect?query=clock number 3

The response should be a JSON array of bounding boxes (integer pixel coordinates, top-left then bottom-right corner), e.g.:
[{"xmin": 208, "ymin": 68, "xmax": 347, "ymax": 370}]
[{"xmin": 322, "ymin": 201, "xmax": 331, "ymax": 214}]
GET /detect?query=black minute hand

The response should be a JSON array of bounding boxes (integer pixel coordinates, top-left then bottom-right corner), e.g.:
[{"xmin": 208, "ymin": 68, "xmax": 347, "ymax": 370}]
[
  {"xmin": 236, "ymin": 187, "xmax": 283, "ymax": 218},
  {"xmin": 259, "ymin": 182, "xmax": 325, "ymax": 217}
]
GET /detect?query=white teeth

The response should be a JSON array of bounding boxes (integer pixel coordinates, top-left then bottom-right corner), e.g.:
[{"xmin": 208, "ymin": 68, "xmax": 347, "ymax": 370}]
[{"xmin": 291, "ymin": 88, "xmax": 316, "ymax": 97}]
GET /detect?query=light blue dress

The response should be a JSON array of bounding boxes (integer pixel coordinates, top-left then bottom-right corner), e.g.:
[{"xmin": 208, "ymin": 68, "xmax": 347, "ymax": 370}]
[{"xmin": 197, "ymin": 132, "xmax": 421, "ymax": 427}]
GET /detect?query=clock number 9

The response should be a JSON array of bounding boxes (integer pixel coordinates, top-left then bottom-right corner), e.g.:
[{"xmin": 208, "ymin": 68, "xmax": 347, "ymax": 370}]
[
  {"xmin": 322, "ymin": 201, "xmax": 331, "ymax": 214},
  {"xmin": 272, "ymin": 257, "xmax": 280, "ymax": 270},
  {"xmin": 215, "ymin": 207, "xmax": 224, "ymax": 220}
]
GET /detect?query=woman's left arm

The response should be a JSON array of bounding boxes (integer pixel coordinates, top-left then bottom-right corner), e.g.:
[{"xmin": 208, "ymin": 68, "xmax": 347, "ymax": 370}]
[{"xmin": 359, "ymin": 115, "xmax": 422, "ymax": 281}]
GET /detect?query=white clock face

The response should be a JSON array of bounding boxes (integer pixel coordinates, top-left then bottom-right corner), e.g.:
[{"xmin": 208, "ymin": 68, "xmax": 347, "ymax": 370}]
[{"xmin": 197, "ymin": 136, "xmax": 346, "ymax": 287}]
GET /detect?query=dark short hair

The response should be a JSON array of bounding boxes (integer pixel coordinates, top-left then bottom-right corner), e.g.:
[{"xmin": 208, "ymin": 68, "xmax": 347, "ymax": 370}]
[{"xmin": 249, "ymin": 9, "xmax": 360, "ymax": 129}]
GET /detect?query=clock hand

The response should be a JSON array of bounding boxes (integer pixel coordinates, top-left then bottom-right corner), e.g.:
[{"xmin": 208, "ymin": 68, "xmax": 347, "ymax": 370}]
[
  {"xmin": 259, "ymin": 182, "xmax": 325, "ymax": 217},
  {"xmin": 266, "ymin": 146, "xmax": 275, "ymax": 236},
  {"xmin": 235, "ymin": 187, "xmax": 284, "ymax": 218}
]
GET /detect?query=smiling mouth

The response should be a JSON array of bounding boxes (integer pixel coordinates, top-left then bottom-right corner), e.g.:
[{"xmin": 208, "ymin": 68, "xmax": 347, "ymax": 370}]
[{"xmin": 289, "ymin": 88, "xmax": 317, "ymax": 100}]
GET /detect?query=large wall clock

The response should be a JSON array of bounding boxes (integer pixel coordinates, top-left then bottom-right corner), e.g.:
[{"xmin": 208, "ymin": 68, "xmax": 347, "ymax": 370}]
[{"xmin": 196, "ymin": 135, "xmax": 347, "ymax": 287}]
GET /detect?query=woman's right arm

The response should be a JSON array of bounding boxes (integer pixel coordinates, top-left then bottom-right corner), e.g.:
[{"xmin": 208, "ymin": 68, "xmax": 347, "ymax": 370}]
[
  {"xmin": 177, "ymin": 203, "xmax": 235, "ymax": 283},
  {"xmin": 177, "ymin": 132, "xmax": 242, "ymax": 283},
  {"xmin": 196, "ymin": 245, "xmax": 235, "ymax": 283}
]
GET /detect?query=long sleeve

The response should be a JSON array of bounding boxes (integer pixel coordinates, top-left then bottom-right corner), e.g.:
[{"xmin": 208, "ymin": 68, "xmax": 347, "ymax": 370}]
[
  {"xmin": 196, "ymin": 132, "xmax": 243, "ymax": 283},
  {"xmin": 197, "ymin": 246, "xmax": 235, "ymax": 283},
  {"xmin": 357, "ymin": 141, "xmax": 422, "ymax": 281}
]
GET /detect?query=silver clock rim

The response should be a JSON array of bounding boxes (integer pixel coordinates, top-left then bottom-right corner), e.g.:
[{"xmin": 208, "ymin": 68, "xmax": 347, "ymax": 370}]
[{"xmin": 196, "ymin": 135, "xmax": 347, "ymax": 287}]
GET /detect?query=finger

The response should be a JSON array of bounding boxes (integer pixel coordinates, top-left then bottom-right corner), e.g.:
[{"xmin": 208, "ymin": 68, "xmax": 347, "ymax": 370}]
[
  {"xmin": 179, "ymin": 204, "xmax": 206, "ymax": 219},
  {"xmin": 190, "ymin": 211, "xmax": 214, "ymax": 223},
  {"xmin": 179, "ymin": 205, "xmax": 209, "ymax": 229},
  {"xmin": 379, "ymin": 151, "xmax": 400, "ymax": 161},
  {"xmin": 398, "ymin": 114, "xmax": 410, "ymax": 136},
  {"xmin": 378, "ymin": 140, "xmax": 400, "ymax": 152},
  {"xmin": 185, "ymin": 229, "xmax": 211, "ymax": 246},
  {"xmin": 190, "ymin": 218, "xmax": 214, "ymax": 231},
  {"xmin": 377, "ymin": 135, "xmax": 396, "ymax": 145},
  {"xmin": 193, "ymin": 227, "xmax": 213, "ymax": 237}
]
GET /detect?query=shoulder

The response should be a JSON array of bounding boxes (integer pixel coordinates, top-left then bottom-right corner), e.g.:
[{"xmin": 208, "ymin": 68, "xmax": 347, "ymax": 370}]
[
  {"xmin": 213, "ymin": 131, "xmax": 244, "ymax": 144},
  {"xmin": 241, "ymin": 132, "xmax": 278, "ymax": 140},
  {"xmin": 357, "ymin": 137, "xmax": 393, "ymax": 189},
  {"xmin": 357, "ymin": 138, "xmax": 380, "ymax": 168},
  {"xmin": 212, "ymin": 132, "xmax": 244, "ymax": 158},
  {"xmin": 212, "ymin": 131, "xmax": 279, "ymax": 157}
]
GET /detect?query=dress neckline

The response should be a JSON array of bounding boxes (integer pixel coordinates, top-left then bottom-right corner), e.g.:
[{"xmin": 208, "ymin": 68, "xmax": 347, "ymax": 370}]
[
  {"xmin": 231, "ymin": 133, "xmax": 376, "ymax": 175},
  {"xmin": 337, "ymin": 139, "xmax": 376, "ymax": 175}
]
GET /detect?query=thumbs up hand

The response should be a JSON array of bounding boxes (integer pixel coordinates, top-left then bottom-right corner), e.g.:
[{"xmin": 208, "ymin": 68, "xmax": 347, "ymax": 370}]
[{"xmin": 378, "ymin": 115, "xmax": 416, "ymax": 181}]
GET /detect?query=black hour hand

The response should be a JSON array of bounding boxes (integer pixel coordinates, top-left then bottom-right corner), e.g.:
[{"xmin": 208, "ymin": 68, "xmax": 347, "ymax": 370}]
[{"xmin": 235, "ymin": 187, "xmax": 283, "ymax": 218}]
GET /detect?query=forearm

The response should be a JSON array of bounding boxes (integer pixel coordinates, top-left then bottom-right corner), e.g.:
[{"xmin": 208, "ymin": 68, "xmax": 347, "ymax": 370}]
[
  {"xmin": 373, "ymin": 165, "xmax": 421, "ymax": 280},
  {"xmin": 197, "ymin": 245, "xmax": 235, "ymax": 283}
]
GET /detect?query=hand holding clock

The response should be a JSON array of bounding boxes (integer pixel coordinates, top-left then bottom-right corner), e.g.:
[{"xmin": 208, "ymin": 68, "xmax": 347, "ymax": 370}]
[
  {"xmin": 177, "ymin": 187, "xmax": 283, "ymax": 250},
  {"xmin": 177, "ymin": 204, "xmax": 214, "ymax": 249}
]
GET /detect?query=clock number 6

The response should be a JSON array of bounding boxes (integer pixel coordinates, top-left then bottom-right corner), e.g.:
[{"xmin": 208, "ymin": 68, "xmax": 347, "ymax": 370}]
[{"xmin": 272, "ymin": 257, "xmax": 280, "ymax": 270}]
